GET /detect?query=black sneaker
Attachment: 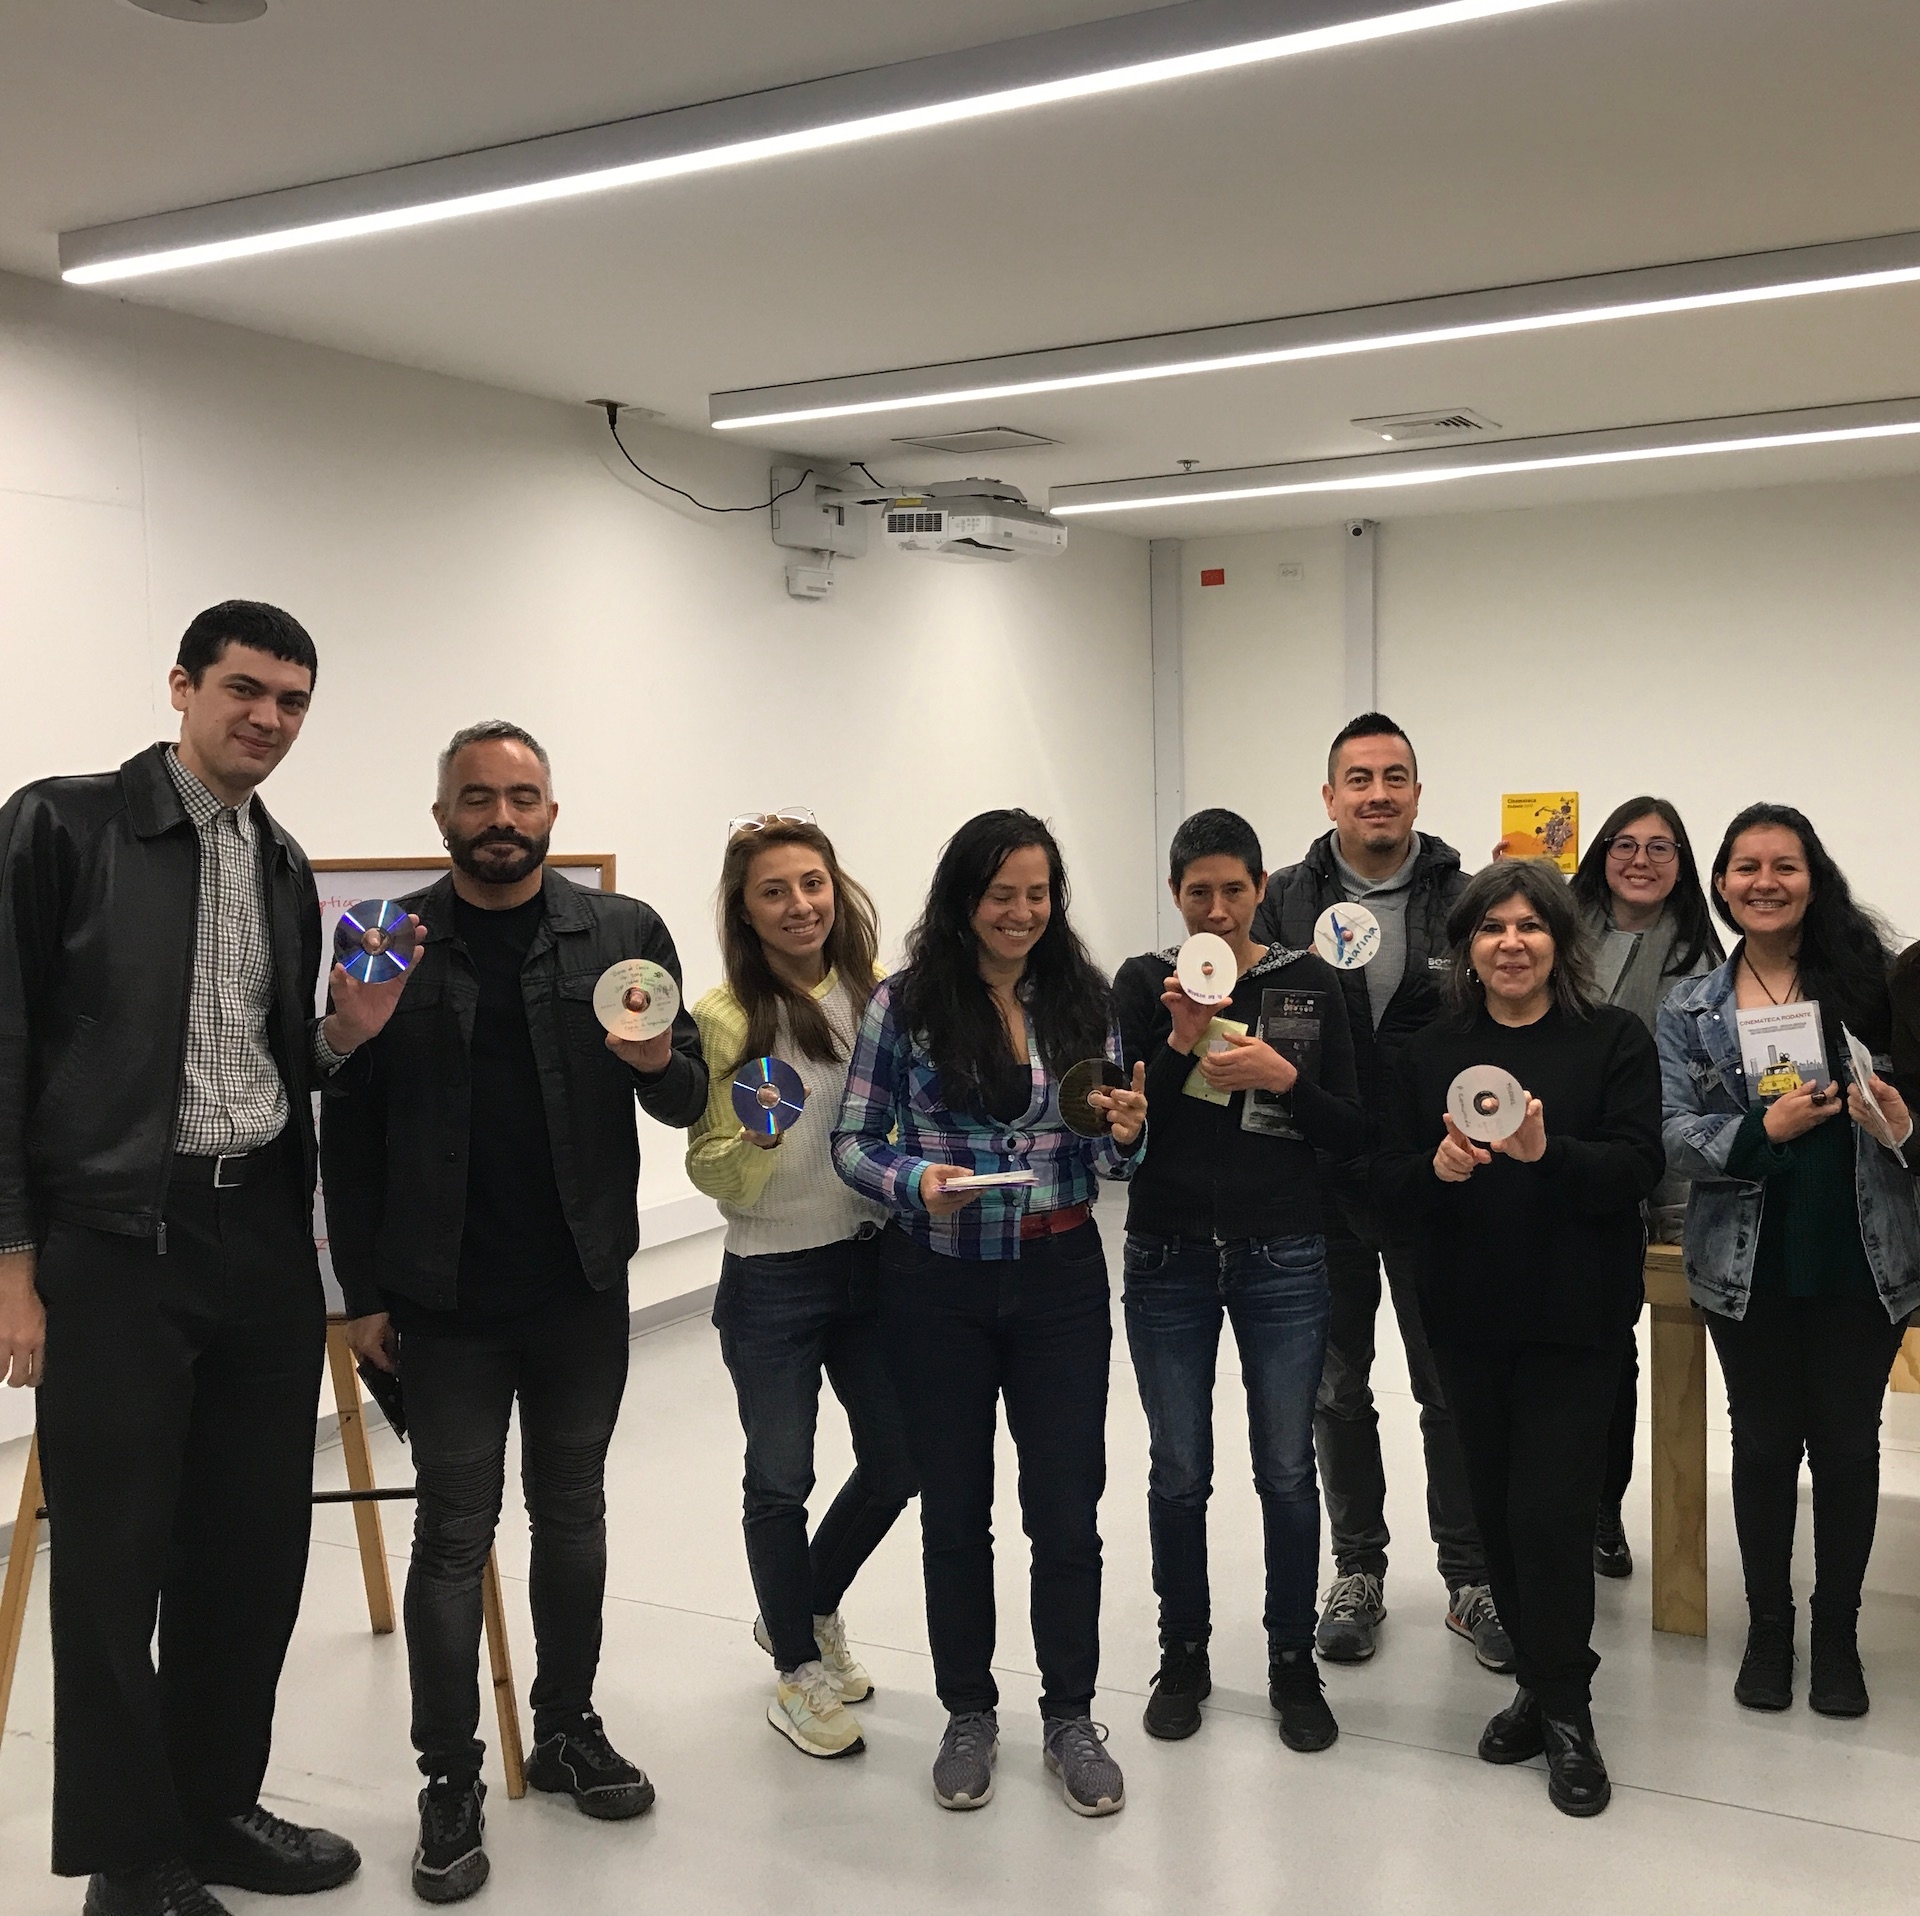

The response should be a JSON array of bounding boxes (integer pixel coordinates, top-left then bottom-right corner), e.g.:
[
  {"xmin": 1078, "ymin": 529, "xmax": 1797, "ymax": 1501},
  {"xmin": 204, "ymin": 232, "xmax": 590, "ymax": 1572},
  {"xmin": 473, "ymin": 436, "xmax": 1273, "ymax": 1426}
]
[
  {"xmin": 83, "ymin": 1861, "xmax": 231, "ymax": 1916},
  {"xmin": 1734, "ymin": 1615, "xmax": 1795, "ymax": 1712},
  {"xmin": 412, "ymin": 1776, "xmax": 487, "ymax": 1905},
  {"xmin": 1808, "ymin": 1620, "xmax": 1870, "ymax": 1718},
  {"xmin": 526, "ymin": 1710, "xmax": 657, "ymax": 1820},
  {"xmin": 1142, "ymin": 1640, "xmax": 1211, "ymax": 1741},
  {"xmin": 1268, "ymin": 1649, "xmax": 1339, "ymax": 1753},
  {"xmin": 188, "ymin": 1805, "xmax": 361, "ymax": 1894},
  {"xmin": 1592, "ymin": 1502, "xmax": 1633, "ymax": 1579}
]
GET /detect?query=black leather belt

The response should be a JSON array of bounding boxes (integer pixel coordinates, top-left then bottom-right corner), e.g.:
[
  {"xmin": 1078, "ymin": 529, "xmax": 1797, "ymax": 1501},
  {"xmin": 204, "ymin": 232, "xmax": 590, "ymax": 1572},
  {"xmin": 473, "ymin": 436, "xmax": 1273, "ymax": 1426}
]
[{"xmin": 172, "ymin": 1132, "xmax": 288, "ymax": 1190}]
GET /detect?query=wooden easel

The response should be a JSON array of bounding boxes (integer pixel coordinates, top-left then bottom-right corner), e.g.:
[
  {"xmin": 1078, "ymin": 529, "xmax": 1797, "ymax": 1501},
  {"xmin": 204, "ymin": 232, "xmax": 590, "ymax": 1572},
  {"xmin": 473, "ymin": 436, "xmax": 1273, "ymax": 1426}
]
[{"xmin": 0, "ymin": 1317, "xmax": 526, "ymax": 1799}]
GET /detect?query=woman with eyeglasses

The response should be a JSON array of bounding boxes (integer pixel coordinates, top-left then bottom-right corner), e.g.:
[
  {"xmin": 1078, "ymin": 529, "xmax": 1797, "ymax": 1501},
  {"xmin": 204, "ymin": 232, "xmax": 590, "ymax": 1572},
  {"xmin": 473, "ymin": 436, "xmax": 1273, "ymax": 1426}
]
[
  {"xmin": 1568, "ymin": 800, "xmax": 1724, "ymax": 1578},
  {"xmin": 1373, "ymin": 859, "xmax": 1664, "ymax": 1818},
  {"xmin": 1658, "ymin": 804, "xmax": 1920, "ymax": 1719},
  {"xmin": 833, "ymin": 809, "xmax": 1147, "ymax": 1820},
  {"xmin": 686, "ymin": 810, "xmax": 917, "ymax": 1761}
]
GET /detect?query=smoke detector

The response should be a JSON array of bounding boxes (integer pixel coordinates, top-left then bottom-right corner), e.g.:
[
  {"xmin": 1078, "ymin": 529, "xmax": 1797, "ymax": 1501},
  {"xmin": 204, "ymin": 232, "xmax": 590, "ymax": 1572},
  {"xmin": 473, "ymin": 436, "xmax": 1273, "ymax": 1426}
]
[
  {"xmin": 123, "ymin": 0, "xmax": 267, "ymax": 19},
  {"xmin": 1352, "ymin": 408, "xmax": 1500, "ymax": 444}
]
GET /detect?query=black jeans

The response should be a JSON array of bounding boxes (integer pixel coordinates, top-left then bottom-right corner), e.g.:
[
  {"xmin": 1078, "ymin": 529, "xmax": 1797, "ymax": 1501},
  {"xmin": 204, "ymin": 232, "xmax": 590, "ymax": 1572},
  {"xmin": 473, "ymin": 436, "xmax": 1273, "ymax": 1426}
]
[
  {"xmin": 713, "ymin": 1235, "xmax": 917, "ymax": 1673},
  {"xmin": 400, "ymin": 1282, "xmax": 630, "ymax": 1780},
  {"xmin": 880, "ymin": 1220, "xmax": 1111, "ymax": 1720},
  {"xmin": 35, "ymin": 1142, "xmax": 326, "ymax": 1877},
  {"xmin": 1315, "ymin": 1200, "xmax": 1485, "ymax": 1589},
  {"xmin": 1706, "ymin": 1293, "xmax": 1906, "ymax": 1628},
  {"xmin": 1121, "ymin": 1232, "xmax": 1329, "ymax": 1654},
  {"xmin": 1435, "ymin": 1337, "xmax": 1624, "ymax": 1718},
  {"xmin": 1601, "ymin": 1326, "xmax": 1640, "ymax": 1508}
]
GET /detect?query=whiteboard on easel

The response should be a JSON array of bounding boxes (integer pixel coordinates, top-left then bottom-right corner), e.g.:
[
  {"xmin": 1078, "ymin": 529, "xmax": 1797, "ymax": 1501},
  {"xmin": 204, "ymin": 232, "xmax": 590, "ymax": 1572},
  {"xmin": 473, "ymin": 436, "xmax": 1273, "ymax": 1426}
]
[{"xmin": 309, "ymin": 855, "xmax": 617, "ymax": 1311}]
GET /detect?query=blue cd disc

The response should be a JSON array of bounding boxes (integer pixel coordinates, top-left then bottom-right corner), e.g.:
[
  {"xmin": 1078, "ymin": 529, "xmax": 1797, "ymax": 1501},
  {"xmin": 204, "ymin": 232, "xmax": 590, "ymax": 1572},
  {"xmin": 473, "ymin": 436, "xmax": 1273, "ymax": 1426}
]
[
  {"xmin": 731, "ymin": 1055, "xmax": 808, "ymax": 1137},
  {"xmin": 334, "ymin": 898, "xmax": 415, "ymax": 985}
]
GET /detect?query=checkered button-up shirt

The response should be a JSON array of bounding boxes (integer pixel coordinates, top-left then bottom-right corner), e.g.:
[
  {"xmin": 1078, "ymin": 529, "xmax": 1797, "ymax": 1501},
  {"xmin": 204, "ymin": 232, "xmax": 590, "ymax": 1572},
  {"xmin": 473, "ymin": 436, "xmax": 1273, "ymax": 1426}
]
[
  {"xmin": 164, "ymin": 748, "xmax": 341, "ymax": 1157},
  {"xmin": 831, "ymin": 974, "xmax": 1139, "ymax": 1261}
]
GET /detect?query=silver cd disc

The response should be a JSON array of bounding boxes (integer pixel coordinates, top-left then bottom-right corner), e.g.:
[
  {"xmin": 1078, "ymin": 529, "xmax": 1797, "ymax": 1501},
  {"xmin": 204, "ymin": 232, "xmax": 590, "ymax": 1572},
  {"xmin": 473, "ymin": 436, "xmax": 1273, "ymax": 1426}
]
[
  {"xmin": 1447, "ymin": 1065, "xmax": 1529, "ymax": 1143},
  {"xmin": 593, "ymin": 959, "xmax": 679, "ymax": 1040},
  {"xmin": 1059, "ymin": 1056, "xmax": 1126, "ymax": 1137},
  {"xmin": 1176, "ymin": 933, "xmax": 1238, "ymax": 1006},
  {"xmin": 334, "ymin": 898, "xmax": 416, "ymax": 986},
  {"xmin": 1314, "ymin": 902, "xmax": 1382, "ymax": 971},
  {"xmin": 732, "ymin": 1056, "xmax": 809, "ymax": 1137}
]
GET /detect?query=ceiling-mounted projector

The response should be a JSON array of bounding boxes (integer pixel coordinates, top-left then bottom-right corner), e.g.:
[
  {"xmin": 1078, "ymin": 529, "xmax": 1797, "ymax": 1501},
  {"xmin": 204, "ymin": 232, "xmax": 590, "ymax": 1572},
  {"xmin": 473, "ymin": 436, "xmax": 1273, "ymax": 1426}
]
[{"xmin": 873, "ymin": 478, "xmax": 1068, "ymax": 563}]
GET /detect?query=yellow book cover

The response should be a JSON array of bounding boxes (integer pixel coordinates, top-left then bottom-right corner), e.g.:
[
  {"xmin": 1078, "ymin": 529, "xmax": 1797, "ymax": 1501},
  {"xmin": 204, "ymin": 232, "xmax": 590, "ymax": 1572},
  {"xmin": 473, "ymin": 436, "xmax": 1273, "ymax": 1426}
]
[
  {"xmin": 1498, "ymin": 792, "xmax": 1579, "ymax": 873},
  {"xmin": 1182, "ymin": 1018, "xmax": 1249, "ymax": 1105}
]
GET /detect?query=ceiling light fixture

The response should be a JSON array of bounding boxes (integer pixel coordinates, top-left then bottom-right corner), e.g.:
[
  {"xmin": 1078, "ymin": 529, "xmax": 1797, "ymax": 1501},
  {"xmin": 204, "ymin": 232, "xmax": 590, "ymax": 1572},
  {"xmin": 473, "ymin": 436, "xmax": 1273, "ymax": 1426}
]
[
  {"xmin": 1044, "ymin": 398, "xmax": 1920, "ymax": 515},
  {"xmin": 62, "ymin": 0, "xmax": 1586, "ymax": 285},
  {"xmin": 709, "ymin": 230, "xmax": 1920, "ymax": 431}
]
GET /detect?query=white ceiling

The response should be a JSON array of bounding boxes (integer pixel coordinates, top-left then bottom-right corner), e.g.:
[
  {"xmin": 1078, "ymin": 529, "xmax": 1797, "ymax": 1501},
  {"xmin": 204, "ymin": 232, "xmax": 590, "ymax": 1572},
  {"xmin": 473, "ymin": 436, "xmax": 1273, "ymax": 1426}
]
[{"xmin": 7, "ymin": 0, "xmax": 1920, "ymax": 536}]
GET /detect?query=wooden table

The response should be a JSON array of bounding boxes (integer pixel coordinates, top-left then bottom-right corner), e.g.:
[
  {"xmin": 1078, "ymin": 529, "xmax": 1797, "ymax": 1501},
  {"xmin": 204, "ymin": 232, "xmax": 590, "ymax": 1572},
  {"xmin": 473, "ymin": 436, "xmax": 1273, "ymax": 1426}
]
[{"xmin": 1644, "ymin": 1243, "xmax": 1708, "ymax": 1636}]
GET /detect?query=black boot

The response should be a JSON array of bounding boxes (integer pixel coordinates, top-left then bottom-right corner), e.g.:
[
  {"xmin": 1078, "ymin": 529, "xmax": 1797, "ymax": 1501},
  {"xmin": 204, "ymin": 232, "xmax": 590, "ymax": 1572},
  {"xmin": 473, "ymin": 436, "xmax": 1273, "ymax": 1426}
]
[
  {"xmin": 1477, "ymin": 1686, "xmax": 1545, "ymax": 1765},
  {"xmin": 1142, "ymin": 1639, "xmax": 1211, "ymax": 1741},
  {"xmin": 1269, "ymin": 1648, "xmax": 1338, "ymax": 1753},
  {"xmin": 1592, "ymin": 1502, "xmax": 1633, "ymax": 1579},
  {"xmin": 1808, "ymin": 1614, "xmax": 1870, "ymax": 1718},
  {"xmin": 1734, "ymin": 1612, "xmax": 1795, "ymax": 1712},
  {"xmin": 83, "ymin": 1862, "xmax": 230, "ymax": 1916},
  {"xmin": 1541, "ymin": 1710, "xmax": 1611, "ymax": 1818}
]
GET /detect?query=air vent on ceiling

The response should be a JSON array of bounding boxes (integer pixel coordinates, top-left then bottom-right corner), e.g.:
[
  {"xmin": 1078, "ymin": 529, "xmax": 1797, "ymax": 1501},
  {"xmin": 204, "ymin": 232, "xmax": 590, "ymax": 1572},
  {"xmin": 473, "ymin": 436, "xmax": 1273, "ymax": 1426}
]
[
  {"xmin": 1351, "ymin": 408, "xmax": 1500, "ymax": 444},
  {"xmin": 891, "ymin": 426, "xmax": 1058, "ymax": 455}
]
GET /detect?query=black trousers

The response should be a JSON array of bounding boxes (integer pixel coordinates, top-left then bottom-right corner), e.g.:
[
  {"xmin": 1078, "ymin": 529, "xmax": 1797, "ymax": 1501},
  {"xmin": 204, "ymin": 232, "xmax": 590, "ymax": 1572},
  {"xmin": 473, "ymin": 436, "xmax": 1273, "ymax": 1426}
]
[
  {"xmin": 1434, "ymin": 1337, "xmax": 1624, "ymax": 1718},
  {"xmin": 1316, "ymin": 1203, "xmax": 1485, "ymax": 1589},
  {"xmin": 1706, "ymin": 1293, "xmax": 1905, "ymax": 1628},
  {"xmin": 879, "ymin": 1221, "xmax": 1110, "ymax": 1721},
  {"xmin": 399, "ymin": 1282, "xmax": 630, "ymax": 1780},
  {"xmin": 35, "ymin": 1145, "xmax": 325, "ymax": 1877},
  {"xmin": 1601, "ymin": 1326, "xmax": 1640, "ymax": 1508}
]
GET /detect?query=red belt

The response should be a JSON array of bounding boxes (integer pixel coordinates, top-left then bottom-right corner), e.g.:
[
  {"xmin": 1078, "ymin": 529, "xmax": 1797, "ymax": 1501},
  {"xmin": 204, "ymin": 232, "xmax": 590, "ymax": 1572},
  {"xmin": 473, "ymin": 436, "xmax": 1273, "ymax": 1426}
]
[{"xmin": 1020, "ymin": 1200, "xmax": 1092, "ymax": 1241}]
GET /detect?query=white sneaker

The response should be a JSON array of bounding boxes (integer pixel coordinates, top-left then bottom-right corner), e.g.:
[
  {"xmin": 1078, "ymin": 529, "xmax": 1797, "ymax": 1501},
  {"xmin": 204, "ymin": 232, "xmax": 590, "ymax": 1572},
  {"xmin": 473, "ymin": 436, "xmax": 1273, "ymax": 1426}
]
[
  {"xmin": 752, "ymin": 1611, "xmax": 875, "ymax": 1703},
  {"xmin": 767, "ymin": 1662, "xmax": 865, "ymax": 1760},
  {"xmin": 811, "ymin": 1610, "xmax": 874, "ymax": 1704}
]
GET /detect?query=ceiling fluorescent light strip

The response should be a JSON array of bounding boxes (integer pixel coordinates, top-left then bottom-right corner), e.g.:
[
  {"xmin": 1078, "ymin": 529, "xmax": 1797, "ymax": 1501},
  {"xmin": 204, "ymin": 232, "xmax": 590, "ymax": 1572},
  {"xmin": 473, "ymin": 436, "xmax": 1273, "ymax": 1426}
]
[
  {"xmin": 1043, "ymin": 399, "xmax": 1920, "ymax": 514},
  {"xmin": 708, "ymin": 232, "xmax": 1920, "ymax": 430},
  {"xmin": 61, "ymin": 0, "xmax": 1581, "ymax": 285}
]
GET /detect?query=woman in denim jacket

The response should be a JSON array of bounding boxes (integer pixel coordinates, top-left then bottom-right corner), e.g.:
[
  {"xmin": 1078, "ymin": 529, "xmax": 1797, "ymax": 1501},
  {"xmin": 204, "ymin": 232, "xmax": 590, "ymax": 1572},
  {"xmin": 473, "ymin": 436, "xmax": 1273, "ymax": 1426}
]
[{"xmin": 1657, "ymin": 803, "xmax": 1920, "ymax": 1721}]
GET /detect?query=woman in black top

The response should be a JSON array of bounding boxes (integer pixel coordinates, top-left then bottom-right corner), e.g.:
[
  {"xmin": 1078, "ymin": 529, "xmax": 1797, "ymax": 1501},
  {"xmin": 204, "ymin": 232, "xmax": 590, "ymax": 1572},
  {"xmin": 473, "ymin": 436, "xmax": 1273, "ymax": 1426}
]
[{"xmin": 1375, "ymin": 859, "xmax": 1662, "ymax": 1820}]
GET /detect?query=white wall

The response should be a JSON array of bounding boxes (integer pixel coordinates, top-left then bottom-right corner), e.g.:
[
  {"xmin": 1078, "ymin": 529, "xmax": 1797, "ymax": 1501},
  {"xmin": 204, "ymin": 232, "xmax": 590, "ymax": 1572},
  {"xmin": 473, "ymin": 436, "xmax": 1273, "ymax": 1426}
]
[
  {"xmin": 1179, "ymin": 479, "xmax": 1920, "ymax": 943},
  {"xmin": 0, "ymin": 267, "xmax": 1156, "ymax": 1375}
]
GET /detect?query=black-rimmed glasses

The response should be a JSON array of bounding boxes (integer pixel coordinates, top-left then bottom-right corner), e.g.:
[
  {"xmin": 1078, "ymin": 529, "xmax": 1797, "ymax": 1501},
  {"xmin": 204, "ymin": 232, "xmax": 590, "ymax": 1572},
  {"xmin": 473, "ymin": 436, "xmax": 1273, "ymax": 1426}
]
[{"xmin": 1606, "ymin": 834, "xmax": 1678, "ymax": 866}]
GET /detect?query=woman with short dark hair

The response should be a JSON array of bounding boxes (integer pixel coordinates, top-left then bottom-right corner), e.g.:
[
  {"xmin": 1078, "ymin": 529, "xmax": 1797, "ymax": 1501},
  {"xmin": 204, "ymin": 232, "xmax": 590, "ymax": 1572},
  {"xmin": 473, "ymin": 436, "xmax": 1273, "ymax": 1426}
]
[
  {"xmin": 833, "ymin": 809, "xmax": 1147, "ymax": 1820},
  {"xmin": 1568, "ymin": 797, "xmax": 1724, "ymax": 1577},
  {"xmin": 1374, "ymin": 858, "xmax": 1663, "ymax": 1818},
  {"xmin": 1659, "ymin": 803, "xmax": 1920, "ymax": 1719}
]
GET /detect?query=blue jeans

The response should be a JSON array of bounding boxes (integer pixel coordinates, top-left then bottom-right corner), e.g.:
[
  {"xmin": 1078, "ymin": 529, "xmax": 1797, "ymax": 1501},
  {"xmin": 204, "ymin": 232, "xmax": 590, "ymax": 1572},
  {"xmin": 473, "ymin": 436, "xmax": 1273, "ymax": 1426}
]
[
  {"xmin": 714, "ymin": 1235, "xmax": 918, "ymax": 1674},
  {"xmin": 1123, "ymin": 1231, "xmax": 1331, "ymax": 1654}
]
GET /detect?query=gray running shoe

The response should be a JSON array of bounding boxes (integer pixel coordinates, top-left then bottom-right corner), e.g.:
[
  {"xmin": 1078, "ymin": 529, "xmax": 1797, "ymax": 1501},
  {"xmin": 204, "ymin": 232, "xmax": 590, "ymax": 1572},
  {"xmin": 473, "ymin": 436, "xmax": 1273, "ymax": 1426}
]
[
  {"xmin": 932, "ymin": 1710, "xmax": 998, "ymax": 1810},
  {"xmin": 1448, "ymin": 1584, "xmax": 1518, "ymax": 1673},
  {"xmin": 1042, "ymin": 1717, "xmax": 1125, "ymax": 1818},
  {"xmin": 1315, "ymin": 1572, "xmax": 1386, "ymax": 1662}
]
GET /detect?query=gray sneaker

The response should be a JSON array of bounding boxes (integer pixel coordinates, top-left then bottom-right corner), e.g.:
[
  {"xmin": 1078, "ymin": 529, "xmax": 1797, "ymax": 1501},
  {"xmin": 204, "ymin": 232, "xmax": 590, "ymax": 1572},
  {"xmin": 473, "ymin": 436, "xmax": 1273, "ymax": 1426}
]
[
  {"xmin": 1315, "ymin": 1572, "xmax": 1387, "ymax": 1662},
  {"xmin": 932, "ymin": 1710, "xmax": 998, "ymax": 1810},
  {"xmin": 1448, "ymin": 1584, "xmax": 1518, "ymax": 1673},
  {"xmin": 1042, "ymin": 1716, "xmax": 1125, "ymax": 1818}
]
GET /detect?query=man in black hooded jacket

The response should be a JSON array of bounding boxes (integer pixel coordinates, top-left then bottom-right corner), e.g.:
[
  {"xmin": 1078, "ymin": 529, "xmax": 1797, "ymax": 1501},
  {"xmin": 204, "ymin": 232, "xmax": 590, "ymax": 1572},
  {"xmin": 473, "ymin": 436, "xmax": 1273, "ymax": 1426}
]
[{"xmin": 1253, "ymin": 713, "xmax": 1513, "ymax": 1674}]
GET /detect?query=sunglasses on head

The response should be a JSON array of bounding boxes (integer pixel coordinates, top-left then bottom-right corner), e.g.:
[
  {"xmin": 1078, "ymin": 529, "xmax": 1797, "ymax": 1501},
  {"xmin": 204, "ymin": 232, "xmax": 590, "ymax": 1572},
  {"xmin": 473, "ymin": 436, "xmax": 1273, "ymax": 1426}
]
[{"xmin": 727, "ymin": 808, "xmax": 817, "ymax": 841}]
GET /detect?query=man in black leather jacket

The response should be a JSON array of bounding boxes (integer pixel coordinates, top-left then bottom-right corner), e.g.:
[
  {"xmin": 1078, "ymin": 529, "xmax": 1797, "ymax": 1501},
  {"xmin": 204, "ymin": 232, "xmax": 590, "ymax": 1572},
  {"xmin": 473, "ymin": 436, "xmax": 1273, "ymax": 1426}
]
[
  {"xmin": 323, "ymin": 720, "xmax": 705, "ymax": 1904},
  {"xmin": 1253, "ymin": 713, "xmax": 1513, "ymax": 1677},
  {"xmin": 0, "ymin": 602, "xmax": 412, "ymax": 1916}
]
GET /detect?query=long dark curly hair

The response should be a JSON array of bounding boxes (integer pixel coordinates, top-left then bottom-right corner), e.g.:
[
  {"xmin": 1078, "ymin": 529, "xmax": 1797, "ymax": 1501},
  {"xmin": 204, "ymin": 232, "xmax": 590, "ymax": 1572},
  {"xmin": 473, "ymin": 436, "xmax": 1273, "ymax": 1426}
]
[
  {"xmin": 1570, "ymin": 794, "xmax": 1724, "ymax": 977},
  {"xmin": 895, "ymin": 809, "xmax": 1111, "ymax": 1108},
  {"xmin": 1710, "ymin": 802, "xmax": 1894, "ymax": 1050}
]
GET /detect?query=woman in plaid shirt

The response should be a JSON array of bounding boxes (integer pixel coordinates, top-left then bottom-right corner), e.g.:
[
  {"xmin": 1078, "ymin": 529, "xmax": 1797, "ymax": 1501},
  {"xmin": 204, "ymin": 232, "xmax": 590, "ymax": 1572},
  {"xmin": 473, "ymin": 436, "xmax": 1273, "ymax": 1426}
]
[{"xmin": 833, "ymin": 809, "xmax": 1146, "ymax": 1820}]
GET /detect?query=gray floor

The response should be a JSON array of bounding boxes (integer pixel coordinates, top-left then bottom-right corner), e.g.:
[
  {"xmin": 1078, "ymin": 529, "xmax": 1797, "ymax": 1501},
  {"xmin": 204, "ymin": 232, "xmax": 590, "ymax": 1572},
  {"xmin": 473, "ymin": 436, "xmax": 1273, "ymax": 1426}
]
[{"xmin": 7, "ymin": 1237, "xmax": 1920, "ymax": 1914}]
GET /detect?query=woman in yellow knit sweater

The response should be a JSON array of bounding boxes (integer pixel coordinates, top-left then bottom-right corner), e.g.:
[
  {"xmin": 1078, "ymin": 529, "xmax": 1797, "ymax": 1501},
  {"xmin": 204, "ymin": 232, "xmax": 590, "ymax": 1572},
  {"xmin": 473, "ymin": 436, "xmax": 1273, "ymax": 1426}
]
[{"xmin": 686, "ymin": 814, "xmax": 917, "ymax": 1761}]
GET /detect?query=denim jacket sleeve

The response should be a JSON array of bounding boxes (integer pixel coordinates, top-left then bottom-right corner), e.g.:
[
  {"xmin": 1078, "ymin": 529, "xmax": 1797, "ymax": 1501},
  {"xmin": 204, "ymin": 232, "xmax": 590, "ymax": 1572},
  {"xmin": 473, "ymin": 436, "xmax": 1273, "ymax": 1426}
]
[{"xmin": 1657, "ymin": 992, "xmax": 1747, "ymax": 1181}]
